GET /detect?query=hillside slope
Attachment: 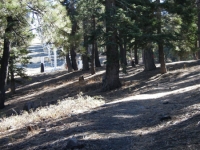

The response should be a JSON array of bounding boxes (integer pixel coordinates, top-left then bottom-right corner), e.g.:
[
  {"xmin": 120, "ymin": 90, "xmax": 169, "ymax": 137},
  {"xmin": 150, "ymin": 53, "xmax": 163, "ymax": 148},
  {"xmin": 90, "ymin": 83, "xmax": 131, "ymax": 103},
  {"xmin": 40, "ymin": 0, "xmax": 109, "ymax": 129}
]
[{"xmin": 0, "ymin": 60, "xmax": 200, "ymax": 150}]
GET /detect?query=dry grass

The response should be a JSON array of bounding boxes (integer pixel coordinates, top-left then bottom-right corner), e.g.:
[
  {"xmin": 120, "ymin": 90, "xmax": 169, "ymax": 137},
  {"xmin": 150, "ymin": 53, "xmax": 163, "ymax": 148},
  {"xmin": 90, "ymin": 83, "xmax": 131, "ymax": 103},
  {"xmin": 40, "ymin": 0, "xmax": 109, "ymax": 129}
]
[
  {"xmin": 1, "ymin": 61, "xmax": 200, "ymax": 150},
  {"xmin": 0, "ymin": 93, "xmax": 104, "ymax": 133}
]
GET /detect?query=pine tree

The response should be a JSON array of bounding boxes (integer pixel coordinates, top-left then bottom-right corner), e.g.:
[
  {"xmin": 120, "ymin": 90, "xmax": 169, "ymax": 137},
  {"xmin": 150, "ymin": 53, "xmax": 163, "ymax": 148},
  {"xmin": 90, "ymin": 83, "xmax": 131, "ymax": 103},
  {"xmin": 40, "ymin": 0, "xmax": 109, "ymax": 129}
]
[
  {"xmin": 76, "ymin": 0, "xmax": 103, "ymax": 74},
  {"xmin": 0, "ymin": 0, "xmax": 33, "ymax": 108},
  {"xmin": 156, "ymin": 0, "xmax": 167, "ymax": 73},
  {"xmin": 8, "ymin": 46, "xmax": 32, "ymax": 94},
  {"xmin": 0, "ymin": 0, "xmax": 71, "ymax": 109},
  {"xmin": 62, "ymin": 0, "xmax": 80, "ymax": 71},
  {"xmin": 102, "ymin": 0, "xmax": 121, "ymax": 91},
  {"xmin": 164, "ymin": 0, "xmax": 197, "ymax": 60}
]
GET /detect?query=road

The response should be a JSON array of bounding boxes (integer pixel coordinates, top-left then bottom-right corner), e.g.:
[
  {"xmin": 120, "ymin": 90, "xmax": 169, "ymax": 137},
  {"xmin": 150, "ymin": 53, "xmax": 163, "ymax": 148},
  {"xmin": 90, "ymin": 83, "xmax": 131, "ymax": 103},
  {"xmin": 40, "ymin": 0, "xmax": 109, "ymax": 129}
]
[{"xmin": 26, "ymin": 38, "xmax": 65, "ymax": 75}]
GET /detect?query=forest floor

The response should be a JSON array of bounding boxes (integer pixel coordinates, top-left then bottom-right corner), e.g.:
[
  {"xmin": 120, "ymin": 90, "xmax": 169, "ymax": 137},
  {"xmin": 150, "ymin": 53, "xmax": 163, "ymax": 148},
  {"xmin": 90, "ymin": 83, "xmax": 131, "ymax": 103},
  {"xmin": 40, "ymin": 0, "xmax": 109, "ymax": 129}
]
[{"xmin": 1, "ymin": 60, "xmax": 200, "ymax": 150}]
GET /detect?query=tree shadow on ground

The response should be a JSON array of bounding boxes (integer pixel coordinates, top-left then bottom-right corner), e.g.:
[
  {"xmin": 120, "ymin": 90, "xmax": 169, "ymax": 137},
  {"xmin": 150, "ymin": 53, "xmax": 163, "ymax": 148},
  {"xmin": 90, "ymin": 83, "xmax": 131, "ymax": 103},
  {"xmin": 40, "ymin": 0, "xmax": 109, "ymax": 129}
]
[
  {"xmin": 1, "ymin": 60, "xmax": 200, "ymax": 149},
  {"xmin": 2, "ymin": 68, "xmax": 103, "ymax": 116},
  {"xmin": 1, "ymin": 81, "xmax": 200, "ymax": 149},
  {"xmin": 2, "ymin": 61, "xmax": 200, "ymax": 117},
  {"xmin": 2, "ymin": 64, "xmax": 157, "ymax": 116}
]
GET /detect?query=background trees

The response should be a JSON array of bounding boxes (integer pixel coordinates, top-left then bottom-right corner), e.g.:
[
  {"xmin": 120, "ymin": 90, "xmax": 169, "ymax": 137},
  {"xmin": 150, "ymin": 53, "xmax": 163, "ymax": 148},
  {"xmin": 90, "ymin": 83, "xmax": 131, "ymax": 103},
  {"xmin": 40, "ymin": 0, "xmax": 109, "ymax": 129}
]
[
  {"xmin": 76, "ymin": 0, "xmax": 103, "ymax": 74},
  {"xmin": 0, "ymin": 0, "xmax": 71, "ymax": 109},
  {"xmin": 0, "ymin": 0, "xmax": 33, "ymax": 109},
  {"xmin": 0, "ymin": 0, "xmax": 198, "ymax": 108}
]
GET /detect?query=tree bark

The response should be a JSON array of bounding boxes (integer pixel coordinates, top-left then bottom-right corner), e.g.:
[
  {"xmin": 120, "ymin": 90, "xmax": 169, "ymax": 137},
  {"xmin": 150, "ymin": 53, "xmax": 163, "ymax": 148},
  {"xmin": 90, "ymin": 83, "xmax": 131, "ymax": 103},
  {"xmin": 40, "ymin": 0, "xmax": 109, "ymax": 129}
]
[
  {"xmin": 66, "ymin": 52, "xmax": 73, "ymax": 72},
  {"xmin": 70, "ymin": 21, "xmax": 78, "ymax": 70},
  {"xmin": 143, "ymin": 43, "xmax": 156, "ymax": 71},
  {"xmin": 70, "ymin": 47, "xmax": 78, "ymax": 70},
  {"xmin": 82, "ymin": 54, "xmax": 89, "ymax": 71},
  {"xmin": 95, "ymin": 42, "xmax": 101, "ymax": 67},
  {"xmin": 102, "ymin": 0, "xmax": 121, "ymax": 91},
  {"xmin": 119, "ymin": 44, "xmax": 127, "ymax": 66},
  {"xmin": 90, "ymin": 15, "xmax": 96, "ymax": 75},
  {"xmin": 130, "ymin": 49, "xmax": 135, "ymax": 67},
  {"xmin": 134, "ymin": 42, "xmax": 138, "ymax": 64},
  {"xmin": 156, "ymin": 0, "xmax": 167, "ymax": 74},
  {"xmin": 198, "ymin": 0, "xmax": 200, "ymax": 59},
  {"xmin": 196, "ymin": 48, "xmax": 200, "ymax": 59},
  {"xmin": 90, "ymin": 42, "xmax": 95, "ymax": 75},
  {"xmin": 119, "ymin": 42, "xmax": 127, "ymax": 73},
  {"xmin": 82, "ymin": 20, "xmax": 89, "ymax": 71},
  {"xmin": 0, "ymin": 17, "xmax": 13, "ymax": 109},
  {"xmin": 118, "ymin": 32, "xmax": 127, "ymax": 66},
  {"xmin": 197, "ymin": 51, "xmax": 200, "ymax": 59},
  {"xmin": 9, "ymin": 56, "xmax": 15, "ymax": 95},
  {"xmin": 193, "ymin": 52, "xmax": 197, "ymax": 60},
  {"xmin": 158, "ymin": 43, "xmax": 167, "ymax": 73},
  {"xmin": 82, "ymin": 36, "xmax": 89, "ymax": 71},
  {"xmin": 69, "ymin": 3, "xmax": 78, "ymax": 71},
  {"xmin": 119, "ymin": 42, "xmax": 124, "ymax": 65},
  {"xmin": 10, "ymin": 69, "xmax": 15, "ymax": 95},
  {"xmin": 123, "ymin": 36, "xmax": 127, "ymax": 66}
]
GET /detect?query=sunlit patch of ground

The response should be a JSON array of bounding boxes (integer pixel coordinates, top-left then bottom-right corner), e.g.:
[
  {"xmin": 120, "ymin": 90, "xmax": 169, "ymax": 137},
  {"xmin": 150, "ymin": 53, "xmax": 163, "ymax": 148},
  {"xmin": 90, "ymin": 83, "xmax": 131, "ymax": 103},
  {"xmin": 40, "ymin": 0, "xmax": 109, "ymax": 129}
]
[{"xmin": 1, "ymin": 60, "xmax": 200, "ymax": 150}]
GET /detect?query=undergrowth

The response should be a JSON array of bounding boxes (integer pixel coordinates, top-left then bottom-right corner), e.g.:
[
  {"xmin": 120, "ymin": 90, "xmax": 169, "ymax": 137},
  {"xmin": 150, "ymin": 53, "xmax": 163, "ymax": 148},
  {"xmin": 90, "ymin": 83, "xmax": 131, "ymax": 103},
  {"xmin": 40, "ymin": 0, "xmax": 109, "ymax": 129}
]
[{"xmin": 0, "ymin": 93, "xmax": 105, "ymax": 133}]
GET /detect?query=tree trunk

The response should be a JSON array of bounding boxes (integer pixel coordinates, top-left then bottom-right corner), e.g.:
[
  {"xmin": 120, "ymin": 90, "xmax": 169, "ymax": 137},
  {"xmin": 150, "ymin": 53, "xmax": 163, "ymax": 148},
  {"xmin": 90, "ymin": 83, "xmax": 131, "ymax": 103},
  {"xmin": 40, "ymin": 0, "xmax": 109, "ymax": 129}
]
[
  {"xmin": 82, "ymin": 20, "xmax": 89, "ymax": 71},
  {"xmin": 0, "ymin": 17, "xmax": 12, "ymax": 109},
  {"xmin": 156, "ymin": 0, "xmax": 167, "ymax": 74},
  {"xmin": 119, "ymin": 42, "xmax": 127, "ymax": 73},
  {"xmin": 90, "ymin": 15, "xmax": 96, "ymax": 75},
  {"xmin": 119, "ymin": 42, "xmax": 124, "ymax": 65},
  {"xmin": 70, "ymin": 47, "xmax": 78, "ymax": 70},
  {"xmin": 134, "ymin": 42, "xmax": 138, "ymax": 64},
  {"xmin": 90, "ymin": 43, "xmax": 95, "ymax": 75},
  {"xmin": 198, "ymin": 0, "xmax": 200, "ymax": 59},
  {"xmin": 143, "ymin": 43, "xmax": 156, "ymax": 71},
  {"xmin": 69, "ymin": 2, "xmax": 78, "ymax": 70},
  {"xmin": 95, "ymin": 42, "xmax": 101, "ymax": 67},
  {"xmin": 82, "ymin": 36, "xmax": 89, "ymax": 71},
  {"xmin": 119, "ymin": 43, "xmax": 127, "ymax": 66},
  {"xmin": 197, "ymin": 51, "xmax": 200, "ymax": 59},
  {"xmin": 82, "ymin": 54, "xmax": 89, "ymax": 71},
  {"xmin": 90, "ymin": 41, "xmax": 95, "ymax": 75},
  {"xmin": 158, "ymin": 44, "xmax": 167, "ymax": 74},
  {"xmin": 9, "ymin": 56, "xmax": 15, "ymax": 95},
  {"xmin": 102, "ymin": 0, "xmax": 121, "ymax": 91},
  {"xmin": 130, "ymin": 49, "xmax": 135, "ymax": 67},
  {"xmin": 119, "ymin": 32, "xmax": 127, "ymax": 66},
  {"xmin": 193, "ymin": 52, "xmax": 197, "ymax": 60},
  {"xmin": 70, "ymin": 21, "xmax": 78, "ymax": 70},
  {"xmin": 10, "ymin": 69, "xmax": 15, "ymax": 95},
  {"xmin": 66, "ymin": 53, "xmax": 73, "ymax": 72},
  {"xmin": 69, "ymin": 23, "xmax": 78, "ymax": 70},
  {"xmin": 123, "ymin": 36, "xmax": 127, "ymax": 66}
]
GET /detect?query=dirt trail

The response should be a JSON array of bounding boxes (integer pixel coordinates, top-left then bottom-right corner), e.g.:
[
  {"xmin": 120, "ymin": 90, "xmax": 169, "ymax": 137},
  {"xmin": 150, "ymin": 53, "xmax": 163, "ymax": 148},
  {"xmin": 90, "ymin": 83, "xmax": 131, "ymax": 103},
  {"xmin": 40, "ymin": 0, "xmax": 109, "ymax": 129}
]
[{"xmin": 1, "ymin": 60, "xmax": 200, "ymax": 150}]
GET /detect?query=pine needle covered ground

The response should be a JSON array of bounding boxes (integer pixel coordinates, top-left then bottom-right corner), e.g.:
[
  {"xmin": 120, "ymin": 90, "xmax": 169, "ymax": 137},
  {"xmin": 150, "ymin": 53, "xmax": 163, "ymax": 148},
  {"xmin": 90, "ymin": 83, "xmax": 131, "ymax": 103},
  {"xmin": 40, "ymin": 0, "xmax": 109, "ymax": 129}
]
[{"xmin": 1, "ymin": 60, "xmax": 200, "ymax": 150}]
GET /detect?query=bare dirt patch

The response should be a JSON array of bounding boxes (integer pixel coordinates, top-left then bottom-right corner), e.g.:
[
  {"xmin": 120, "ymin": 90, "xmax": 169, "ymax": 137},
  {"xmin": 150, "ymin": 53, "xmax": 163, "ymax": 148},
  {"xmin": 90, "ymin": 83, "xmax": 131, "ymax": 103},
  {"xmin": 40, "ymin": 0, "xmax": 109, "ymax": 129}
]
[{"xmin": 1, "ymin": 60, "xmax": 200, "ymax": 150}]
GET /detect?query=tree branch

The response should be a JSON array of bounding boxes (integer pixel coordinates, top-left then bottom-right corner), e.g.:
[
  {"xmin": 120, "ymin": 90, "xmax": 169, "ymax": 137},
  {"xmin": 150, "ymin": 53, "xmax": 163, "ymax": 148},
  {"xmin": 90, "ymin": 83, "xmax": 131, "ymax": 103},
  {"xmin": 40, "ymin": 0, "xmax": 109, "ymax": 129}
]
[
  {"xmin": 27, "ymin": 5, "xmax": 44, "ymax": 15},
  {"xmin": 12, "ymin": 29, "xmax": 27, "ymax": 45}
]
